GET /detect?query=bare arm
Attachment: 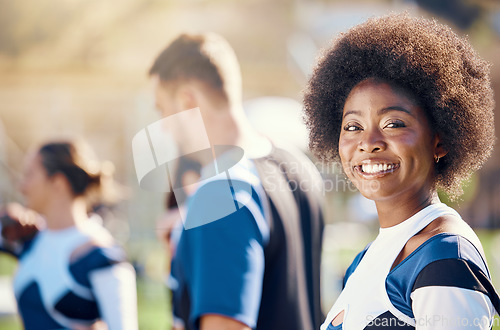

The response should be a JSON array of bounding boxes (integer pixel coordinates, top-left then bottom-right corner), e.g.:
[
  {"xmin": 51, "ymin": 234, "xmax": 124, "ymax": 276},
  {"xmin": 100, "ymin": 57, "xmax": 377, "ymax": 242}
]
[
  {"xmin": 200, "ymin": 315, "xmax": 251, "ymax": 330},
  {"xmin": 1, "ymin": 203, "xmax": 42, "ymax": 241}
]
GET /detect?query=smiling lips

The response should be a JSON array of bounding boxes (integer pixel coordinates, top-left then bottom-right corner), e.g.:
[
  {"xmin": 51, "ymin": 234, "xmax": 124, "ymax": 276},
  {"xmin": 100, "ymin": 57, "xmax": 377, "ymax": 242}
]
[{"xmin": 354, "ymin": 162, "xmax": 400, "ymax": 177}]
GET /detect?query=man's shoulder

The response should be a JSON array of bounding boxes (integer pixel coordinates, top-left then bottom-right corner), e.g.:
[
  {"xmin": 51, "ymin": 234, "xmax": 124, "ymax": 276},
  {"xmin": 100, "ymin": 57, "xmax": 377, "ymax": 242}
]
[
  {"xmin": 184, "ymin": 160, "xmax": 266, "ymax": 231},
  {"xmin": 254, "ymin": 142, "xmax": 323, "ymax": 195},
  {"xmin": 265, "ymin": 142, "xmax": 316, "ymax": 169}
]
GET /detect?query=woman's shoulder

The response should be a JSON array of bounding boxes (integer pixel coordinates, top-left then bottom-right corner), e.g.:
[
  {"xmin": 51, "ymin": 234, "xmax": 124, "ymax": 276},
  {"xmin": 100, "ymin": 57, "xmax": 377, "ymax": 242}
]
[
  {"xmin": 398, "ymin": 232, "xmax": 487, "ymax": 271},
  {"xmin": 388, "ymin": 219, "xmax": 491, "ymax": 298},
  {"xmin": 69, "ymin": 222, "xmax": 128, "ymax": 287},
  {"xmin": 70, "ymin": 218, "xmax": 127, "ymax": 270},
  {"xmin": 394, "ymin": 214, "xmax": 486, "ymax": 270},
  {"xmin": 386, "ymin": 225, "xmax": 494, "ymax": 313},
  {"xmin": 79, "ymin": 217, "xmax": 115, "ymax": 244},
  {"xmin": 69, "ymin": 242, "xmax": 127, "ymax": 274}
]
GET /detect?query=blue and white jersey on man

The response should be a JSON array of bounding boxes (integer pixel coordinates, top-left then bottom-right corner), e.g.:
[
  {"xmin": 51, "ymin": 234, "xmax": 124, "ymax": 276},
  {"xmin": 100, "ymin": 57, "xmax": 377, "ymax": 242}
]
[
  {"xmin": 1, "ymin": 220, "xmax": 137, "ymax": 330},
  {"xmin": 322, "ymin": 203, "xmax": 500, "ymax": 330},
  {"xmin": 171, "ymin": 154, "xmax": 271, "ymax": 329},
  {"xmin": 170, "ymin": 144, "xmax": 325, "ymax": 330}
]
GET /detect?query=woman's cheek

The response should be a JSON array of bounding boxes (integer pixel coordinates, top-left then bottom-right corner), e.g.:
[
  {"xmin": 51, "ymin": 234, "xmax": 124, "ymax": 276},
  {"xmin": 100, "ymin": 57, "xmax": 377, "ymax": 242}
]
[{"xmin": 339, "ymin": 137, "xmax": 352, "ymax": 167}]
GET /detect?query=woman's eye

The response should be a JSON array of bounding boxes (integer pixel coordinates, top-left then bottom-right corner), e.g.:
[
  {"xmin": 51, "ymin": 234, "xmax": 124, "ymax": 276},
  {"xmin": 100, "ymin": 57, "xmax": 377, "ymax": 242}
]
[
  {"xmin": 385, "ymin": 120, "xmax": 406, "ymax": 128},
  {"xmin": 343, "ymin": 123, "xmax": 361, "ymax": 131}
]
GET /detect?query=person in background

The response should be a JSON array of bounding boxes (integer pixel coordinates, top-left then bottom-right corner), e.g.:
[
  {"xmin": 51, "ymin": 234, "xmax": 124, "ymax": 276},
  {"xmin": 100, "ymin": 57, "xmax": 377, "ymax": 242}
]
[
  {"xmin": 0, "ymin": 140, "xmax": 137, "ymax": 330},
  {"xmin": 156, "ymin": 156, "xmax": 201, "ymax": 330},
  {"xmin": 149, "ymin": 32, "xmax": 324, "ymax": 330},
  {"xmin": 304, "ymin": 12, "xmax": 500, "ymax": 329},
  {"xmin": 157, "ymin": 156, "xmax": 201, "ymax": 263}
]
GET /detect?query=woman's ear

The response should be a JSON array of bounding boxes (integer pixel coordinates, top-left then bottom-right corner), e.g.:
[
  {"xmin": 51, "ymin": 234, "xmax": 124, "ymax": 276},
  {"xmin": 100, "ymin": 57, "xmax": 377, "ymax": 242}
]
[
  {"xmin": 176, "ymin": 85, "xmax": 198, "ymax": 110},
  {"xmin": 50, "ymin": 172, "xmax": 72, "ymax": 194},
  {"xmin": 433, "ymin": 134, "xmax": 448, "ymax": 160}
]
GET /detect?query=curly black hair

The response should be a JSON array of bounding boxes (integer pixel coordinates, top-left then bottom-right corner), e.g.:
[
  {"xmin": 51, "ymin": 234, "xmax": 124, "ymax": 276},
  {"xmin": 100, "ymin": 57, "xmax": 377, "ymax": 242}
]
[{"xmin": 303, "ymin": 12, "xmax": 495, "ymax": 197}]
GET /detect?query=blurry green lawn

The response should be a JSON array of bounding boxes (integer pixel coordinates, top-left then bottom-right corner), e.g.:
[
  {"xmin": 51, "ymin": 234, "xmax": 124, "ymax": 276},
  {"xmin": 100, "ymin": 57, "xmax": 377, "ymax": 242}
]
[
  {"xmin": 0, "ymin": 316, "xmax": 19, "ymax": 330},
  {"xmin": 136, "ymin": 276, "xmax": 171, "ymax": 329},
  {"xmin": 1, "ymin": 230, "xmax": 500, "ymax": 329}
]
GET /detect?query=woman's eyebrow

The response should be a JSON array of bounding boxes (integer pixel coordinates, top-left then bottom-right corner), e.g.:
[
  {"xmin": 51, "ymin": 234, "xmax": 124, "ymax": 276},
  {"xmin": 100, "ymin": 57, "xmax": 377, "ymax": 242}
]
[
  {"xmin": 378, "ymin": 106, "xmax": 414, "ymax": 116},
  {"xmin": 342, "ymin": 110, "xmax": 361, "ymax": 119},
  {"xmin": 343, "ymin": 106, "xmax": 414, "ymax": 119}
]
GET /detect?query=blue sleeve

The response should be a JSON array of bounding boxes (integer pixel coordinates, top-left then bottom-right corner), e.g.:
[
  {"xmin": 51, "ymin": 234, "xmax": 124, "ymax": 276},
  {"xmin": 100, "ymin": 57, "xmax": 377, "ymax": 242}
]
[
  {"xmin": 179, "ymin": 180, "xmax": 266, "ymax": 329},
  {"xmin": 69, "ymin": 245, "xmax": 128, "ymax": 288}
]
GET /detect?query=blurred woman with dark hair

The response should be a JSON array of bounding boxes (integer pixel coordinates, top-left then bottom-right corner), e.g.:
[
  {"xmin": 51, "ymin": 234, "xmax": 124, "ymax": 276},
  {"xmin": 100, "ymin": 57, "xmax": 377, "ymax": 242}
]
[{"xmin": 0, "ymin": 140, "xmax": 137, "ymax": 330}]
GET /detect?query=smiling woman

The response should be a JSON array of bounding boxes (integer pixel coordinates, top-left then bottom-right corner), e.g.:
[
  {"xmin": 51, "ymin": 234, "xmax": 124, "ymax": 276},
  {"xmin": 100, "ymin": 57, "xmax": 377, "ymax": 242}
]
[
  {"xmin": 339, "ymin": 78, "xmax": 440, "ymax": 210},
  {"xmin": 304, "ymin": 12, "xmax": 500, "ymax": 330}
]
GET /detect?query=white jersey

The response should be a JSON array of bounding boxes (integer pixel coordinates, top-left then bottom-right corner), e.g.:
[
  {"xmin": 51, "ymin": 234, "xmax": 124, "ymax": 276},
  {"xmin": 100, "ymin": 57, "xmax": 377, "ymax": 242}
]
[{"xmin": 322, "ymin": 203, "xmax": 499, "ymax": 330}]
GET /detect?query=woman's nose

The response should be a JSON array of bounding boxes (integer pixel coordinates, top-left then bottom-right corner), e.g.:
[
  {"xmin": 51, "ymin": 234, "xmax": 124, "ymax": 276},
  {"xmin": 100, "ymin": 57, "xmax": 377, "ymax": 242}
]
[{"xmin": 357, "ymin": 128, "xmax": 387, "ymax": 153}]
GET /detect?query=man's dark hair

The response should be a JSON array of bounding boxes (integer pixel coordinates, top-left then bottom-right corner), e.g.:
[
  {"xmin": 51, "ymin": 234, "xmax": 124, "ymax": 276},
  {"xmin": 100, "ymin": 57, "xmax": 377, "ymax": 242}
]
[{"xmin": 149, "ymin": 33, "xmax": 241, "ymax": 102}]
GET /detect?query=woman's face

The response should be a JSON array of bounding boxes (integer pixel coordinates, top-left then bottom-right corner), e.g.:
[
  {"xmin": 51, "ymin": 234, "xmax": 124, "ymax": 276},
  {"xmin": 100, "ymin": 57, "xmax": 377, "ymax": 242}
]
[
  {"xmin": 339, "ymin": 79, "xmax": 440, "ymax": 202},
  {"xmin": 20, "ymin": 152, "xmax": 53, "ymax": 213}
]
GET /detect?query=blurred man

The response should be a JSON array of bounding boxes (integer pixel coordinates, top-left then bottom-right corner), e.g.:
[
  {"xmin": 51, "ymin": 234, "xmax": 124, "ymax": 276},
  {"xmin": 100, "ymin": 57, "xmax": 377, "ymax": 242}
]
[{"xmin": 149, "ymin": 33, "xmax": 324, "ymax": 330}]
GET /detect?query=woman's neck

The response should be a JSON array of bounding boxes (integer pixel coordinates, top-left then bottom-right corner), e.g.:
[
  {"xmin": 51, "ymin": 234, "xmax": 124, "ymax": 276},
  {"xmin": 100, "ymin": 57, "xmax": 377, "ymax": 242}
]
[
  {"xmin": 43, "ymin": 197, "xmax": 88, "ymax": 230},
  {"xmin": 375, "ymin": 191, "xmax": 441, "ymax": 228}
]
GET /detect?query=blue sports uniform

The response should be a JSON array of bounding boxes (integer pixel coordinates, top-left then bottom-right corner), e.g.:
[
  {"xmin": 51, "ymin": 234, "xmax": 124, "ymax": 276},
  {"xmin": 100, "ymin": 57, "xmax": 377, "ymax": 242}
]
[
  {"xmin": 0, "ymin": 219, "xmax": 137, "ymax": 330},
  {"xmin": 322, "ymin": 203, "xmax": 500, "ymax": 330},
  {"xmin": 170, "ymin": 144, "xmax": 324, "ymax": 330}
]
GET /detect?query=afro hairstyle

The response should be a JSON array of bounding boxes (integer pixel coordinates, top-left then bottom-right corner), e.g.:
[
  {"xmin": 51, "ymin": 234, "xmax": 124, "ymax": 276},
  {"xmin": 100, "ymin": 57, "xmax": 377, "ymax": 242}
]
[{"xmin": 303, "ymin": 12, "xmax": 495, "ymax": 197}]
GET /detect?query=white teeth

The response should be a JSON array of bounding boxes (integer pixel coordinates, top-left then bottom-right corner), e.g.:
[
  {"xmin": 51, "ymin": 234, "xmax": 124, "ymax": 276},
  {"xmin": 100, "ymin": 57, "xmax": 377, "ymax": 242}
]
[{"xmin": 361, "ymin": 163, "xmax": 396, "ymax": 174}]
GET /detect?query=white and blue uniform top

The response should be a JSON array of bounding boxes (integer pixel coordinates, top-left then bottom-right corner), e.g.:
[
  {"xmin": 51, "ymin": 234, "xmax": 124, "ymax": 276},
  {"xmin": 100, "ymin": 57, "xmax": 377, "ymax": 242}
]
[
  {"xmin": 170, "ymin": 144, "xmax": 325, "ymax": 330},
  {"xmin": 322, "ymin": 203, "xmax": 500, "ymax": 330},
  {"xmin": 0, "ymin": 219, "xmax": 137, "ymax": 330},
  {"xmin": 170, "ymin": 153, "xmax": 270, "ymax": 329}
]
